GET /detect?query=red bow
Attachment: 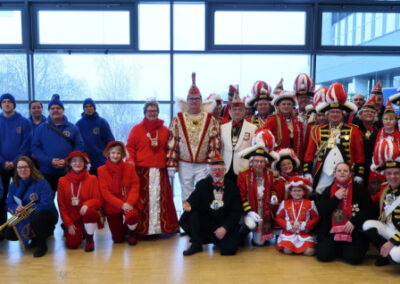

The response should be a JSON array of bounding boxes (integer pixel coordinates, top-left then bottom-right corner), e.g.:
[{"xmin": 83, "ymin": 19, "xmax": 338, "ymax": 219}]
[
  {"xmin": 232, "ymin": 121, "xmax": 242, "ymax": 127},
  {"xmin": 212, "ymin": 182, "xmax": 224, "ymax": 187}
]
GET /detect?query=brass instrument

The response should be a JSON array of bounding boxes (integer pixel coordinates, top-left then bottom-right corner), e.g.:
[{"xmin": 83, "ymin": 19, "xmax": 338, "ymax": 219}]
[{"xmin": 0, "ymin": 199, "xmax": 37, "ymax": 232}]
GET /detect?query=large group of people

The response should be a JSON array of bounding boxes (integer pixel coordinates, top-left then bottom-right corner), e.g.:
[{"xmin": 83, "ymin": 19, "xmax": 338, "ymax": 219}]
[{"xmin": 1, "ymin": 73, "xmax": 400, "ymax": 269}]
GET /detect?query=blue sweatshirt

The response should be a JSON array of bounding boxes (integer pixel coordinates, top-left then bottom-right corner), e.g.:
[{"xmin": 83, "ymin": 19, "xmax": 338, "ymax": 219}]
[
  {"xmin": 0, "ymin": 112, "xmax": 32, "ymax": 168},
  {"xmin": 6, "ymin": 178, "xmax": 59, "ymax": 219},
  {"xmin": 29, "ymin": 115, "xmax": 47, "ymax": 136},
  {"xmin": 32, "ymin": 115, "xmax": 84, "ymax": 175},
  {"xmin": 76, "ymin": 112, "xmax": 115, "ymax": 169}
]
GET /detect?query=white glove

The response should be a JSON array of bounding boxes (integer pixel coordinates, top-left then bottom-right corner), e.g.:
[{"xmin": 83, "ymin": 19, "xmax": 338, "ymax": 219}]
[
  {"xmin": 270, "ymin": 195, "xmax": 279, "ymax": 206},
  {"xmin": 304, "ymin": 173, "xmax": 313, "ymax": 183},
  {"xmin": 247, "ymin": 211, "xmax": 262, "ymax": 222},
  {"xmin": 354, "ymin": 176, "xmax": 363, "ymax": 184},
  {"xmin": 167, "ymin": 168, "xmax": 176, "ymax": 179}
]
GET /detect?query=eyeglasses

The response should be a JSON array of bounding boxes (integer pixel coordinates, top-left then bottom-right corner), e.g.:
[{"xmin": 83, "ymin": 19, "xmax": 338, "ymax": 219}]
[
  {"xmin": 17, "ymin": 166, "xmax": 30, "ymax": 170},
  {"xmin": 210, "ymin": 167, "xmax": 225, "ymax": 172}
]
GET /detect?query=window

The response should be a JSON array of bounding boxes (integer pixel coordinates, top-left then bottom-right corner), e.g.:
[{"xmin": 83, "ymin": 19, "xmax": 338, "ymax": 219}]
[
  {"xmin": 0, "ymin": 54, "xmax": 27, "ymax": 100},
  {"xmin": 34, "ymin": 54, "xmax": 170, "ymax": 101},
  {"xmin": 139, "ymin": 4, "xmax": 170, "ymax": 50},
  {"xmin": 214, "ymin": 11, "xmax": 306, "ymax": 45},
  {"xmin": 0, "ymin": 10, "xmax": 22, "ymax": 44},
  {"xmin": 38, "ymin": 10, "xmax": 130, "ymax": 45},
  {"xmin": 174, "ymin": 3, "xmax": 205, "ymax": 50}
]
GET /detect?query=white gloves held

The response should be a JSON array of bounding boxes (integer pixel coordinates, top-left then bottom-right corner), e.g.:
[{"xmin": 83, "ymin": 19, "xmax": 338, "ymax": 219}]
[{"xmin": 244, "ymin": 211, "xmax": 262, "ymax": 230}]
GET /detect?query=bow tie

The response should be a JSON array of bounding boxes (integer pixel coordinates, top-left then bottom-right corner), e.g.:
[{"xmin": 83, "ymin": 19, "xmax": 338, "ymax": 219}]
[
  {"xmin": 212, "ymin": 182, "xmax": 224, "ymax": 188},
  {"xmin": 232, "ymin": 121, "xmax": 242, "ymax": 128}
]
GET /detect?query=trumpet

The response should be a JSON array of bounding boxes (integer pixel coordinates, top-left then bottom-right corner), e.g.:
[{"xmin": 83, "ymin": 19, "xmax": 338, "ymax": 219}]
[{"xmin": 0, "ymin": 200, "xmax": 37, "ymax": 232}]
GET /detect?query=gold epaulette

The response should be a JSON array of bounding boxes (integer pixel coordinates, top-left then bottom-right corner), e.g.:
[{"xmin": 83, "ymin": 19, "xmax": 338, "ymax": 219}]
[{"xmin": 239, "ymin": 167, "xmax": 249, "ymax": 173}]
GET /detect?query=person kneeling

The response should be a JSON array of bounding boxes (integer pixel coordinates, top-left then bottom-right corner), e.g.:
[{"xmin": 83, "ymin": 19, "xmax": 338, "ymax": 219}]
[
  {"xmin": 179, "ymin": 155, "xmax": 242, "ymax": 256},
  {"xmin": 275, "ymin": 176, "xmax": 319, "ymax": 256},
  {"xmin": 57, "ymin": 151, "xmax": 103, "ymax": 252}
]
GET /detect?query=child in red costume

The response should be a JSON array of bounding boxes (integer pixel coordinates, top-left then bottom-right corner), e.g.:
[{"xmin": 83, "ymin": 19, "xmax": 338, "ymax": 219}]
[
  {"xmin": 98, "ymin": 141, "xmax": 140, "ymax": 245},
  {"xmin": 275, "ymin": 176, "xmax": 319, "ymax": 255},
  {"xmin": 57, "ymin": 151, "xmax": 103, "ymax": 252}
]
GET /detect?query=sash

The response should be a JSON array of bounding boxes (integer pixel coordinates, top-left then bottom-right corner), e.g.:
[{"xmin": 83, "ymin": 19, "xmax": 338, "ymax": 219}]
[
  {"xmin": 46, "ymin": 122, "xmax": 74, "ymax": 146},
  {"xmin": 384, "ymin": 195, "xmax": 400, "ymax": 219}
]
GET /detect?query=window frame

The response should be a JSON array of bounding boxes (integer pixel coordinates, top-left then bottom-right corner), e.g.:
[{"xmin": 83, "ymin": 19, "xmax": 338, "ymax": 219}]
[
  {"xmin": 207, "ymin": 3, "xmax": 313, "ymax": 53},
  {"xmin": 0, "ymin": 5, "xmax": 26, "ymax": 49},
  {"xmin": 31, "ymin": 4, "xmax": 137, "ymax": 51}
]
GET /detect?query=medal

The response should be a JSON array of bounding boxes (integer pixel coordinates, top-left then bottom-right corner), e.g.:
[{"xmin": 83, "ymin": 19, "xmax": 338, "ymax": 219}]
[
  {"xmin": 210, "ymin": 188, "xmax": 224, "ymax": 210},
  {"xmin": 71, "ymin": 197, "xmax": 80, "ymax": 206},
  {"xmin": 291, "ymin": 200, "xmax": 304, "ymax": 232},
  {"xmin": 365, "ymin": 131, "xmax": 371, "ymax": 140},
  {"xmin": 70, "ymin": 182, "xmax": 82, "ymax": 207},
  {"xmin": 333, "ymin": 209, "xmax": 345, "ymax": 224},
  {"xmin": 151, "ymin": 137, "xmax": 158, "ymax": 147}
]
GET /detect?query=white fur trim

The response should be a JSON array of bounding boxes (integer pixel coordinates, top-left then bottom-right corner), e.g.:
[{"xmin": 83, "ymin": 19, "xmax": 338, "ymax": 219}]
[
  {"xmin": 176, "ymin": 98, "xmax": 216, "ymax": 113},
  {"xmin": 389, "ymin": 92, "xmax": 400, "ymax": 104}
]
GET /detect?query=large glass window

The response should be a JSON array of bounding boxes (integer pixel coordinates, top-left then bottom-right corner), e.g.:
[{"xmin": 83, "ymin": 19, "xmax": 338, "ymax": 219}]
[
  {"xmin": 0, "ymin": 54, "xmax": 27, "ymax": 100},
  {"xmin": 174, "ymin": 3, "xmax": 205, "ymax": 50},
  {"xmin": 322, "ymin": 11, "xmax": 400, "ymax": 46},
  {"xmin": 34, "ymin": 54, "xmax": 170, "ymax": 101},
  {"xmin": 316, "ymin": 55, "xmax": 400, "ymax": 100},
  {"xmin": 0, "ymin": 10, "xmax": 22, "ymax": 44},
  {"xmin": 38, "ymin": 10, "xmax": 130, "ymax": 45},
  {"xmin": 139, "ymin": 4, "xmax": 170, "ymax": 50},
  {"xmin": 214, "ymin": 11, "xmax": 306, "ymax": 45},
  {"xmin": 174, "ymin": 54, "xmax": 310, "ymax": 101}
]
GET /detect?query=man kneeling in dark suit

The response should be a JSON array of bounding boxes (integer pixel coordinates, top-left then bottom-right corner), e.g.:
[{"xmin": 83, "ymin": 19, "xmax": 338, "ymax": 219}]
[{"xmin": 179, "ymin": 155, "xmax": 242, "ymax": 256}]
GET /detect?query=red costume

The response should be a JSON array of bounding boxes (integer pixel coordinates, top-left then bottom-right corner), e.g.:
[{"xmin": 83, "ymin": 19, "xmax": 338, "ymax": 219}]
[
  {"xmin": 57, "ymin": 170, "xmax": 102, "ymax": 249},
  {"xmin": 237, "ymin": 167, "xmax": 285, "ymax": 240},
  {"xmin": 260, "ymin": 112, "xmax": 304, "ymax": 160},
  {"xmin": 126, "ymin": 118, "xmax": 179, "ymax": 236},
  {"xmin": 275, "ymin": 199, "xmax": 319, "ymax": 253},
  {"xmin": 98, "ymin": 141, "xmax": 141, "ymax": 244}
]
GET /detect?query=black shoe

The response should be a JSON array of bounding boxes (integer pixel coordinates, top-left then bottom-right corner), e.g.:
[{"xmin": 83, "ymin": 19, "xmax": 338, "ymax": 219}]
[
  {"xmin": 33, "ymin": 244, "xmax": 48, "ymax": 258},
  {"xmin": 375, "ymin": 257, "xmax": 390, "ymax": 266},
  {"xmin": 183, "ymin": 244, "xmax": 202, "ymax": 256}
]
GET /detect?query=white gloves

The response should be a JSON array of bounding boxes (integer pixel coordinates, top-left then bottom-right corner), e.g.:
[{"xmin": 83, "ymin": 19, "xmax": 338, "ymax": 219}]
[
  {"xmin": 304, "ymin": 173, "xmax": 313, "ymax": 183},
  {"xmin": 270, "ymin": 195, "xmax": 278, "ymax": 206},
  {"xmin": 244, "ymin": 211, "xmax": 262, "ymax": 230},
  {"xmin": 354, "ymin": 176, "xmax": 363, "ymax": 184},
  {"xmin": 168, "ymin": 168, "xmax": 176, "ymax": 180}
]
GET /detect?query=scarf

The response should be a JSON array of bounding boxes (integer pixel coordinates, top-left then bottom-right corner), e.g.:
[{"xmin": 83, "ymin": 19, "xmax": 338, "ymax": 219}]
[
  {"xmin": 106, "ymin": 159, "xmax": 124, "ymax": 197},
  {"xmin": 329, "ymin": 177, "xmax": 353, "ymax": 242},
  {"xmin": 142, "ymin": 118, "xmax": 164, "ymax": 152},
  {"xmin": 65, "ymin": 169, "xmax": 88, "ymax": 191}
]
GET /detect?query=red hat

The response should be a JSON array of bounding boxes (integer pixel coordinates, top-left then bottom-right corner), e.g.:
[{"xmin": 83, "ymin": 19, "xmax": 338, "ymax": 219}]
[
  {"xmin": 313, "ymin": 87, "xmax": 327, "ymax": 108},
  {"xmin": 248, "ymin": 81, "xmax": 272, "ymax": 107},
  {"xmin": 254, "ymin": 129, "xmax": 276, "ymax": 152},
  {"xmin": 188, "ymin": 72, "xmax": 201, "ymax": 98},
  {"xmin": 293, "ymin": 73, "xmax": 314, "ymax": 97},
  {"xmin": 271, "ymin": 148, "xmax": 300, "ymax": 172},
  {"xmin": 316, "ymin": 83, "xmax": 357, "ymax": 113},
  {"xmin": 285, "ymin": 176, "xmax": 312, "ymax": 193},
  {"xmin": 360, "ymin": 94, "xmax": 377, "ymax": 112},
  {"xmin": 371, "ymin": 81, "xmax": 382, "ymax": 95},
  {"xmin": 65, "ymin": 151, "xmax": 90, "ymax": 164},
  {"xmin": 383, "ymin": 99, "xmax": 395, "ymax": 116},
  {"xmin": 231, "ymin": 92, "xmax": 244, "ymax": 108},
  {"xmin": 372, "ymin": 138, "xmax": 400, "ymax": 172},
  {"xmin": 103, "ymin": 141, "xmax": 127, "ymax": 158},
  {"xmin": 271, "ymin": 90, "xmax": 297, "ymax": 107},
  {"xmin": 273, "ymin": 78, "xmax": 284, "ymax": 95},
  {"xmin": 210, "ymin": 153, "xmax": 225, "ymax": 166},
  {"xmin": 241, "ymin": 145, "xmax": 278, "ymax": 163},
  {"xmin": 229, "ymin": 84, "xmax": 239, "ymax": 96},
  {"xmin": 389, "ymin": 88, "xmax": 400, "ymax": 106},
  {"xmin": 206, "ymin": 93, "xmax": 223, "ymax": 104}
]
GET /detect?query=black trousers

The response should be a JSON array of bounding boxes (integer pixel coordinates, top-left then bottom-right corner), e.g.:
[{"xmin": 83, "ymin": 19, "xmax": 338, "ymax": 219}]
[
  {"xmin": 1, "ymin": 170, "xmax": 14, "ymax": 224},
  {"xmin": 316, "ymin": 231, "xmax": 369, "ymax": 265},
  {"xmin": 179, "ymin": 211, "xmax": 240, "ymax": 255},
  {"xmin": 225, "ymin": 165, "xmax": 238, "ymax": 185},
  {"xmin": 44, "ymin": 174, "xmax": 63, "ymax": 192},
  {"xmin": 5, "ymin": 210, "xmax": 57, "ymax": 243}
]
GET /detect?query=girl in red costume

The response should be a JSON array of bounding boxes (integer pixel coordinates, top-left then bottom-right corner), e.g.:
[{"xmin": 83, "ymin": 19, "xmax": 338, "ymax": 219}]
[
  {"xmin": 275, "ymin": 176, "xmax": 319, "ymax": 255},
  {"xmin": 57, "ymin": 151, "xmax": 103, "ymax": 252},
  {"xmin": 98, "ymin": 141, "xmax": 140, "ymax": 245}
]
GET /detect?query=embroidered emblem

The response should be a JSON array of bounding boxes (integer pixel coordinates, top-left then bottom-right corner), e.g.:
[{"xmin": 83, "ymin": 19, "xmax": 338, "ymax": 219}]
[
  {"xmin": 16, "ymin": 126, "xmax": 22, "ymax": 134},
  {"xmin": 93, "ymin": 127, "xmax": 100, "ymax": 135},
  {"xmin": 62, "ymin": 130, "xmax": 71, "ymax": 137}
]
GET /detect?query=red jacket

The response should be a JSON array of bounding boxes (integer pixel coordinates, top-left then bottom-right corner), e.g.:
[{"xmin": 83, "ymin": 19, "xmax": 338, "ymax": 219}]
[
  {"xmin": 126, "ymin": 121, "xmax": 169, "ymax": 168},
  {"xmin": 57, "ymin": 173, "xmax": 103, "ymax": 228},
  {"xmin": 97, "ymin": 162, "xmax": 140, "ymax": 215}
]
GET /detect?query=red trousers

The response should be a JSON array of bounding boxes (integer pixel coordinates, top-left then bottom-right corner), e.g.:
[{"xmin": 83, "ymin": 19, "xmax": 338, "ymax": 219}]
[
  {"xmin": 107, "ymin": 208, "xmax": 139, "ymax": 243},
  {"xmin": 65, "ymin": 207, "xmax": 99, "ymax": 249}
]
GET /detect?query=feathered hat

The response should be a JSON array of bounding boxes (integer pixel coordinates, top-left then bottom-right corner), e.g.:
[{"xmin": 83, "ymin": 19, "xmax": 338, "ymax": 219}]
[
  {"xmin": 241, "ymin": 129, "xmax": 279, "ymax": 162},
  {"xmin": 271, "ymin": 148, "xmax": 300, "ymax": 172},
  {"xmin": 316, "ymin": 83, "xmax": 357, "ymax": 113},
  {"xmin": 389, "ymin": 88, "xmax": 400, "ymax": 106},
  {"xmin": 285, "ymin": 176, "xmax": 312, "ymax": 193},
  {"xmin": 293, "ymin": 73, "xmax": 314, "ymax": 97},
  {"xmin": 372, "ymin": 138, "xmax": 400, "ymax": 172},
  {"xmin": 247, "ymin": 80, "xmax": 273, "ymax": 107},
  {"xmin": 271, "ymin": 90, "xmax": 297, "ymax": 107}
]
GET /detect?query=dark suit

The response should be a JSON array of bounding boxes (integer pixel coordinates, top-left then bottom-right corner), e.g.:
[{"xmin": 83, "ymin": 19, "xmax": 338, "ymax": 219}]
[{"xmin": 179, "ymin": 176, "xmax": 242, "ymax": 255}]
